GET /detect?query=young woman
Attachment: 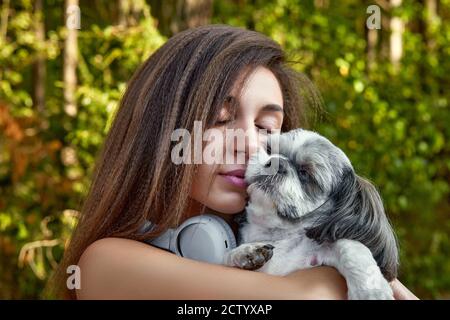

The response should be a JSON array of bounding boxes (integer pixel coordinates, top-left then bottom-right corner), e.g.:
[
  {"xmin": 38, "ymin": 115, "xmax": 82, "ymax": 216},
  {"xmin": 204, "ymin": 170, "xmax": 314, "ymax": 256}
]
[{"xmin": 50, "ymin": 24, "xmax": 417, "ymax": 299}]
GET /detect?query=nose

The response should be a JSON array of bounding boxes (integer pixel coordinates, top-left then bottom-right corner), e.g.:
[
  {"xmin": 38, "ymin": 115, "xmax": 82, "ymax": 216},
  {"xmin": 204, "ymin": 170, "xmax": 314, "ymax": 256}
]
[
  {"xmin": 246, "ymin": 127, "xmax": 260, "ymax": 160},
  {"xmin": 232, "ymin": 121, "xmax": 262, "ymax": 164}
]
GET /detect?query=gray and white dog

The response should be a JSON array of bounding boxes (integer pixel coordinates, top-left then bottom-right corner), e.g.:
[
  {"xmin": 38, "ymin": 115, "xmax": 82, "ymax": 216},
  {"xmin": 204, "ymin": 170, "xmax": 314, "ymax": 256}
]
[{"xmin": 224, "ymin": 129, "xmax": 399, "ymax": 300}]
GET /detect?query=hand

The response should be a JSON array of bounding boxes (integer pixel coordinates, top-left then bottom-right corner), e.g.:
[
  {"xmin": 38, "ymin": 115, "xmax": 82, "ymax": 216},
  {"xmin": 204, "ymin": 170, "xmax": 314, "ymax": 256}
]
[{"xmin": 390, "ymin": 279, "xmax": 419, "ymax": 300}]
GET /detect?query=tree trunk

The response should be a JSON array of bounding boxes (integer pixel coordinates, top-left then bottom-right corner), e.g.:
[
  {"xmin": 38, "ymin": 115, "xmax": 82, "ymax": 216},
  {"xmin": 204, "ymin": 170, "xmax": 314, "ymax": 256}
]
[
  {"xmin": 389, "ymin": 0, "xmax": 404, "ymax": 70},
  {"xmin": 367, "ymin": 28, "xmax": 378, "ymax": 71},
  {"xmin": 118, "ymin": 0, "xmax": 128, "ymax": 27},
  {"xmin": 425, "ymin": 0, "xmax": 438, "ymax": 51},
  {"xmin": 33, "ymin": 0, "xmax": 46, "ymax": 113},
  {"xmin": 0, "ymin": 0, "xmax": 9, "ymax": 40},
  {"xmin": 148, "ymin": 0, "xmax": 212, "ymax": 37},
  {"xmin": 64, "ymin": 0, "xmax": 78, "ymax": 117}
]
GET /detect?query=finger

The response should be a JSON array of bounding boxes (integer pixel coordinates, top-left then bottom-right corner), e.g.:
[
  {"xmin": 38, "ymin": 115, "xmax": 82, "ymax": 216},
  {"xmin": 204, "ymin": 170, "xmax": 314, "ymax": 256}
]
[{"xmin": 390, "ymin": 279, "xmax": 419, "ymax": 300}]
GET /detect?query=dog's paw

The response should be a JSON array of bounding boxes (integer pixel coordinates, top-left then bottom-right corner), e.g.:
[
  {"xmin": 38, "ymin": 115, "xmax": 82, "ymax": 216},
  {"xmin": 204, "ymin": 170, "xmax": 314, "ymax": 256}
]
[{"xmin": 228, "ymin": 243, "xmax": 274, "ymax": 270}]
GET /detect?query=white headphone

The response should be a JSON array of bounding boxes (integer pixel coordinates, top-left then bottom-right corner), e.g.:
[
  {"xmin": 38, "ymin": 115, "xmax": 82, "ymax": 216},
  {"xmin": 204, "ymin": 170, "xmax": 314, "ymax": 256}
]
[{"xmin": 141, "ymin": 214, "xmax": 237, "ymax": 265}]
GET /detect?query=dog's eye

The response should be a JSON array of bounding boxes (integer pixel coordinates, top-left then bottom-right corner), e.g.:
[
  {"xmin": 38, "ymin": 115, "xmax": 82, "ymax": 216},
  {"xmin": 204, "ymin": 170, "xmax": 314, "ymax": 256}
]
[
  {"xmin": 297, "ymin": 169, "xmax": 308, "ymax": 179},
  {"xmin": 296, "ymin": 163, "xmax": 313, "ymax": 181}
]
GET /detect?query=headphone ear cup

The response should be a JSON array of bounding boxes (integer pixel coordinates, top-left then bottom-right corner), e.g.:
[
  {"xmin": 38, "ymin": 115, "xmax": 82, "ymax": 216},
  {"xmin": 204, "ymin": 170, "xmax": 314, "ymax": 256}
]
[
  {"xmin": 204, "ymin": 214, "xmax": 237, "ymax": 249},
  {"xmin": 174, "ymin": 214, "xmax": 237, "ymax": 264}
]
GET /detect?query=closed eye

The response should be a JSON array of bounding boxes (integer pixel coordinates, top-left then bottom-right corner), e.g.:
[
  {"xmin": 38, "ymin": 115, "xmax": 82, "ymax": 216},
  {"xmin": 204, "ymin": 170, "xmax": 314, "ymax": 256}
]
[
  {"xmin": 215, "ymin": 119, "xmax": 233, "ymax": 125},
  {"xmin": 297, "ymin": 169, "xmax": 310, "ymax": 181},
  {"xmin": 296, "ymin": 163, "xmax": 313, "ymax": 181},
  {"xmin": 255, "ymin": 124, "xmax": 274, "ymax": 134}
]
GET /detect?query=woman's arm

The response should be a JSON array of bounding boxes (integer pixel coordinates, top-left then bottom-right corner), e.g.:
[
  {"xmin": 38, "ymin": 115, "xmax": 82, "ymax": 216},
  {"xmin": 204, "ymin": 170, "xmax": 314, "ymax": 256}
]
[{"xmin": 76, "ymin": 237, "xmax": 347, "ymax": 299}]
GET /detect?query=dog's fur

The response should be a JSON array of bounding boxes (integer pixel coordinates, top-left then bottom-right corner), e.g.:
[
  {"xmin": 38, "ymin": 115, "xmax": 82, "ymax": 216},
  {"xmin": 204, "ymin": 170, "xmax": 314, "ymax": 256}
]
[{"xmin": 224, "ymin": 129, "xmax": 399, "ymax": 300}]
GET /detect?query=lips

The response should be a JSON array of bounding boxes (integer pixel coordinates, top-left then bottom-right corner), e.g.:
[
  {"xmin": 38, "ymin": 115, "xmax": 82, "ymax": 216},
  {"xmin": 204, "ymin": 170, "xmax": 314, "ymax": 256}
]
[
  {"xmin": 222, "ymin": 169, "xmax": 245, "ymax": 178},
  {"xmin": 219, "ymin": 169, "xmax": 248, "ymax": 188}
]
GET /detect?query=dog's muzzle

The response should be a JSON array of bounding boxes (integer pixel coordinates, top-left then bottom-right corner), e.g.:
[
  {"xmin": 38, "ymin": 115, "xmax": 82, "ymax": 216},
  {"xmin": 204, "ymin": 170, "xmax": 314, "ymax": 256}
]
[{"xmin": 260, "ymin": 155, "xmax": 289, "ymax": 176}]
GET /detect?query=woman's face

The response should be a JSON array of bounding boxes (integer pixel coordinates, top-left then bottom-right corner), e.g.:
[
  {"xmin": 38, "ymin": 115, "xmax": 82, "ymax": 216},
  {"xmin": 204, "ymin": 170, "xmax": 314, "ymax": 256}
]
[{"xmin": 189, "ymin": 66, "xmax": 284, "ymax": 216}]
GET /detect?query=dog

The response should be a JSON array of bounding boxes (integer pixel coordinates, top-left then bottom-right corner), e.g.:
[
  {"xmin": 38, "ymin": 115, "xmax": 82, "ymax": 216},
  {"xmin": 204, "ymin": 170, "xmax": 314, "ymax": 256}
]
[{"xmin": 224, "ymin": 128, "xmax": 399, "ymax": 300}]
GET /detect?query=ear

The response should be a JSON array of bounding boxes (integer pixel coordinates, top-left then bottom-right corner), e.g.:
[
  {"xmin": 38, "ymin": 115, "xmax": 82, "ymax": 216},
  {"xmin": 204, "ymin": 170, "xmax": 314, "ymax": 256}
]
[{"xmin": 305, "ymin": 169, "xmax": 399, "ymax": 281}]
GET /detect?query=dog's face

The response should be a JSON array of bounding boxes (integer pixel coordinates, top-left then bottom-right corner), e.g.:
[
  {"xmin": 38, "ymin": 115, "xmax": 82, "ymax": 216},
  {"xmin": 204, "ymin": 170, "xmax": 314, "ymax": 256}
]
[{"xmin": 245, "ymin": 128, "xmax": 352, "ymax": 222}]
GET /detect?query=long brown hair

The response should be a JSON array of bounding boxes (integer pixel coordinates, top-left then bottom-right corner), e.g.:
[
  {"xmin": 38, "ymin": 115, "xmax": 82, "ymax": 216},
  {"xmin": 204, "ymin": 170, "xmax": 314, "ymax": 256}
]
[{"xmin": 48, "ymin": 24, "xmax": 322, "ymax": 299}]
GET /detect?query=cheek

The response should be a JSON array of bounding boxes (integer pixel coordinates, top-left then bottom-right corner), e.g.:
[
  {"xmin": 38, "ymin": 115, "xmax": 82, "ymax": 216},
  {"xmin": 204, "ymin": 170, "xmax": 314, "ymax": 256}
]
[
  {"xmin": 190, "ymin": 164, "xmax": 216, "ymax": 202},
  {"xmin": 190, "ymin": 163, "xmax": 248, "ymax": 214},
  {"xmin": 190, "ymin": 131, "xmax": 224, "ymax": 200}
]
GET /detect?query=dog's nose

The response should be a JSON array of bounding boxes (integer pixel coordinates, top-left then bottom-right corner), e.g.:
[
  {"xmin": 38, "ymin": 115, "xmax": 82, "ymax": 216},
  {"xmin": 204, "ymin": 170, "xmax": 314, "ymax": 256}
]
[
  {"xmin": 264, "ymin": 157, "xmax": 287, "ymax": 174},
  {"xmin": 264, "ymin": 159, "xmax": 271, "ymax": 168}
]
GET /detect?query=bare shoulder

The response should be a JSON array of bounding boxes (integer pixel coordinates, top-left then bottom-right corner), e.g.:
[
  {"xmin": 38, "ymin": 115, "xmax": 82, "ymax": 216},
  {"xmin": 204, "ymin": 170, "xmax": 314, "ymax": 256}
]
[
  {"xmin": 78, "ymin": 237, "xmax": 161, "ymax": 273},
  {"xmin": 76, "ymin": 237, "xmax": 171, "ymax": 299},
  {"xmin": 79, "ymin": 237, "xmax": 158, "ymax": 261}
]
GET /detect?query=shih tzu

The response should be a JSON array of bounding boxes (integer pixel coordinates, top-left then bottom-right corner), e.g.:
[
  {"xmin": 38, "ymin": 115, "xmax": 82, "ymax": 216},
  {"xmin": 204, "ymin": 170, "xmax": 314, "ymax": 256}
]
[{"xmin": 224, "ymin": 128, "xmax": 399, "ymax": 300}]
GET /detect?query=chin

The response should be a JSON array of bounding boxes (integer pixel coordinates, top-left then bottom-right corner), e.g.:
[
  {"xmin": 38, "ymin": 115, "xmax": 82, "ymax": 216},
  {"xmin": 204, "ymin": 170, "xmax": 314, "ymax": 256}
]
[{"xmin": 208, "ymin": 190, "xmax": 247, "ymax": 214}]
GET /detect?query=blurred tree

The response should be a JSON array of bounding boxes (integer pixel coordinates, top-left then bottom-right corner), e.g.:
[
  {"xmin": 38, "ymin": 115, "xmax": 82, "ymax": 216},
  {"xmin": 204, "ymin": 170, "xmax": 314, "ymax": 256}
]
[
  {"xmin": 32, "ymin": 0, "xmax": 45, "ymax": 113},
  {"xmin": 63, "ymin": 0, "xmax": 78, "ymax": 117},
  {"xmin": 148, "ymin": 0, "xmax": 212, "ymax": 37}
]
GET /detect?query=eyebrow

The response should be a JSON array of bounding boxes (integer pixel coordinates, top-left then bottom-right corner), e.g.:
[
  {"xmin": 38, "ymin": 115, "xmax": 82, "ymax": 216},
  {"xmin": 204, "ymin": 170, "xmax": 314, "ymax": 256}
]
[
  {"xmin": 260, "ymin": 103, "xmax": 284, "ymax": 114},
  {"xmin": 226, "ymin": 95, "xmax": 284, "ymax": 115}
]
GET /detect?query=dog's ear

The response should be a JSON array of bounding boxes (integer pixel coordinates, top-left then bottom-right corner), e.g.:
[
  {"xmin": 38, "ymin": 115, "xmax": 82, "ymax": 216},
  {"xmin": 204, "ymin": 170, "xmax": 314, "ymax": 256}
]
[{"xmin": 305, "ymin": 169, "xmax": 399, "ymax": 281}]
